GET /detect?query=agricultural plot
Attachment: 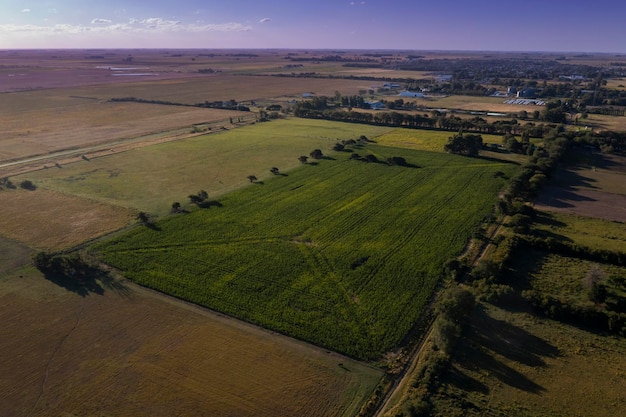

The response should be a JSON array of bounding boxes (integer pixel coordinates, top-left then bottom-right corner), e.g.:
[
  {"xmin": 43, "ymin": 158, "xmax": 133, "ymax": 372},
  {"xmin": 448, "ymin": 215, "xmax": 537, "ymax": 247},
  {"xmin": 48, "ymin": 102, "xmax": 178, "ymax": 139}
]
[
  {"xmin": 0, "ymin": 270, "xmax": 381, "ymax": 417},
  {"xmin": 0, "ymin": 98, "xmax": 246, "ymax": 163},
  {"xmin": 375, "ymin": 129, "xmax": 503, "ymax": 153},
  {"xmin": 520, "ymin": 251, "xmax": 626, "ymax": 304},
  {"xmin": 430, "ymin": 304, "xmax": 626, "ymax": 417},
  {"xmin": 534, "ymin": 152, "xmax": 626, "ymax": 222},
  {"xmin": 0, "ymin": 188, "xmax": 134, "ymax": 251},
  {"xmin": 532, "ymin": 211, "xmax": 626, "ymax": 254},
  {"xmin": 19, "ymin": 119, "xmax": 394, "ymax": 216},
  {"xmin": 93, "ymin": 145, "xmax": 518, "ymax": 360}
]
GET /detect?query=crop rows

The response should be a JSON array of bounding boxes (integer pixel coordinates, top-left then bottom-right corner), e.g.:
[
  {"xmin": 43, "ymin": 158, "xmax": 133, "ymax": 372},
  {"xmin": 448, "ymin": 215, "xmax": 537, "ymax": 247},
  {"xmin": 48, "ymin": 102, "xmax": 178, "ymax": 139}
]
[{"xmin": 93, "ymin": 145, "xmax": 517, "ymax": 359}]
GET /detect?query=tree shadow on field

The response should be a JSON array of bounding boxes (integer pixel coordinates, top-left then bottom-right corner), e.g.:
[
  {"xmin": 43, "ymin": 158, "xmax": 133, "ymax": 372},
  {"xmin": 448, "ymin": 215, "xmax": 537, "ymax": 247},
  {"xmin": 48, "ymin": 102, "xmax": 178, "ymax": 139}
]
[
  {"xmin": 41, "ymin": 262, "xmax": 131, "ymax": 298},
  {"xmin": 452, "ymin": 306, "xmax": 559, "ymax": 394},
  {"xmin": 197, "ymin": 200, "xmax": 223, "ymax": 208}
]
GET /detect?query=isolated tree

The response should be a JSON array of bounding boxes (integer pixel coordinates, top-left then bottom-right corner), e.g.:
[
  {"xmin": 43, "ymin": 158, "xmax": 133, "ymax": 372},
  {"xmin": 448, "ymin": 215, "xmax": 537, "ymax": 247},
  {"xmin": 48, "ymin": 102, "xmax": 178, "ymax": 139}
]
[
  {"xmin": 298, "ymin": 155, "xmax": 308, "ymax": 164},
  {"xmin": 310, "ymin": 149, "xmax": 323, "ymax": 159},
  {"xmin": 171, "ymin": 202, "xmax": 181, "ymax": 213},
  {"xmin": 270, "ymin": 167, "xmax": 280, "ymax": 175},
  {"xmin": 365, "ymin": 154, "xmax": 379, "ymax": 163},
  {"xmin": 247, "ymin": 175, "xmax": 257, "ymax": 183}
]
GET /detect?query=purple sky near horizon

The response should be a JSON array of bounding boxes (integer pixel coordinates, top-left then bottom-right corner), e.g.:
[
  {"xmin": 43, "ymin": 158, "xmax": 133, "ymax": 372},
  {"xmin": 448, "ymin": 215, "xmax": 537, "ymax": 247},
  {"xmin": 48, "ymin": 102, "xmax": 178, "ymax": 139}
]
[{"xmin": 1, "ymin": 0, "xmax": 624, "ymax": 52}]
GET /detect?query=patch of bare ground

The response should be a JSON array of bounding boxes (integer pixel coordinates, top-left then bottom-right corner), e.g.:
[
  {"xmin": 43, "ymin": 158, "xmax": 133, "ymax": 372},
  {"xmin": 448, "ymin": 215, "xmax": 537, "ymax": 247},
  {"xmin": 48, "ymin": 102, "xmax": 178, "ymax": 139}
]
[
  {"xmin": 0, "ymin": 271, "xmax": 381, "ymax": 417},
  {"xmin": 534, "ymin": 152, "xmax": 626, "ymax": 222}
]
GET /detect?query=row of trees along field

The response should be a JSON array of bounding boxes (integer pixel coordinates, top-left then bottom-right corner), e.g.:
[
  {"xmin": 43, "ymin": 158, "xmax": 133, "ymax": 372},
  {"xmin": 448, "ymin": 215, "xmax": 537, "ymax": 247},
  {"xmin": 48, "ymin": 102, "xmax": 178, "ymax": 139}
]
[{"xmin": 294, "ymin": 97, "xmax": 574, "ymax": 138}]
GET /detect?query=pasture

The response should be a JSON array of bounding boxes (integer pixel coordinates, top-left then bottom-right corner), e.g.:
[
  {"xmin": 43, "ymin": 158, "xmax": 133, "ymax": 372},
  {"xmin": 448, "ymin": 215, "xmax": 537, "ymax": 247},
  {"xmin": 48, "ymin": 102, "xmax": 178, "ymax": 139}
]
[
  {"xmin": 92, "ymin": 144, "xmax": 518, "ymax": 360},
  {"xmin": 0, "ymin": 268, "xmax": 381, "ymax": 417},
  {"xmin": 17, "ymin": 119, "xmax": 394, "ymax": 216},
  {"xmin": 375, "ymin": 129, "xmax": 503, "ymax": 153},
  {"xmin": 431, "ymin": 303, "xmax": 626, "ymax": 417},
  {"xmin": 532, "ymin": 211, "xmax": 626, "ymax": 253}
]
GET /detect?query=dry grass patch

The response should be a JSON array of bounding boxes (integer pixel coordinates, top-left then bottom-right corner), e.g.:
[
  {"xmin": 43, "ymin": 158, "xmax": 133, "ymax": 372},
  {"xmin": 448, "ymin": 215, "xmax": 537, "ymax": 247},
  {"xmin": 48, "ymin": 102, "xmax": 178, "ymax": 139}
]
[
  {"xmin": 0, "ymin": 272, "xmax": 382, "ymax": 417},
  {"xmin": 0, "ymin": 99, "xmax": 245, "ymax": 162},
  {"xmin": 0, "ymin": 189, "xmax": 134, "ymax": 250},
  {"xmin": 426, "ymin": 95, "xmax": 543, "ymax": 113}
]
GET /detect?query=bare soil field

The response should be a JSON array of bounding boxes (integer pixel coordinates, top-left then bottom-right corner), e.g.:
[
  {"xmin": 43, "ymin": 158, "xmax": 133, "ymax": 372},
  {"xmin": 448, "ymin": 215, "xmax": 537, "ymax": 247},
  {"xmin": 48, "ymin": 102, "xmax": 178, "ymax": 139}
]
[
  {"xmin": 0, "ymin": 270, "xmax": 381, "ymax": 417},
  {"xmin": 0, "ymin": 188, "xmax": 135, "ymax": 251},
  {"xmin": 534, "ymin": 153, "xmax": 626, "ymax": 222}
]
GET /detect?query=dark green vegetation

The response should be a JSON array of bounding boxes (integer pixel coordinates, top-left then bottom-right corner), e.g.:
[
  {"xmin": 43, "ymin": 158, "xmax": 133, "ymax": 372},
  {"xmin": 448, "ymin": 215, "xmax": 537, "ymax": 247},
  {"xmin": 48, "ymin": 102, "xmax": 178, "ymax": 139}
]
[{"xmin": 92, "ymin": 145, "xmax": 517, "ymax": 360}]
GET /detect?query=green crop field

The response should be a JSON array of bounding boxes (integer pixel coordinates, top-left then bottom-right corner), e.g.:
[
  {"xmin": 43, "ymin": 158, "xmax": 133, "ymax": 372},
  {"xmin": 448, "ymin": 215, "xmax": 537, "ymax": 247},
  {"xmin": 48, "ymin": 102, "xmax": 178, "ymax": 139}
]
[{"xmin": 93, "ymin": 145, "xmax": 518, "ymax": 360}]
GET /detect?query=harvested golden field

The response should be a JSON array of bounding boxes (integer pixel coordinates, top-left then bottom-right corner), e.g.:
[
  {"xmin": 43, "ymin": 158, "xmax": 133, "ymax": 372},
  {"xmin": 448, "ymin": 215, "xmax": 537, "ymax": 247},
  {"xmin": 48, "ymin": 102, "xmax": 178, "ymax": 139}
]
[
  {"xmin": 0, "ymin": 98, "xmax": 247, "ymax": 163},
  {"xmin": 426, "ymin": 95, "xmax": 543, "ymax": 114},
  {"xmin": 0, "ymin": 270, "xmax": 382, "ymax": 417},
  {"xmin": 0, "ymin": 188, "xmax": 134, "ymax": 250},
  {"xmin": 94, "ymin": 74, "xmax": 371, "ymax": 103},
  {"xmin": 578, "ymin": 114, "xmax": 626, "ymax": 132}
]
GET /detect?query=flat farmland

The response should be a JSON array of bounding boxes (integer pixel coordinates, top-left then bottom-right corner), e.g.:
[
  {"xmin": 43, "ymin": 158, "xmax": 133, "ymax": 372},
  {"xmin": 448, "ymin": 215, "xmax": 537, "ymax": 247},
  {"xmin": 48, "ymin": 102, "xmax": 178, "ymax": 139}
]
[
  {"xmin": 375, "ymin": 129, "xmax": 503, "ymax": 153},
  {"xmin": 0, "ymin": 269, "xmax": 381, "ymax": 417},
  {"xmin": 17, "ymin": 119, "xmax": 394, "ymax": 216},
  {"xmin": 534, "ymin": 153, "xmax": 626, "ymax": 222},
  {"xmin": 0, "ymin": 188, "xmax": 134, "ymax": 251},
  {"xmin": 579, "ymin": 113, "xmax": 626, "ymax": 132},
  {"xmin": 0, "ymin": 98, "xmax": 246, "ymax": 163},
  {"xmin": 533, "ymin": 211, "xmax": 626, "ymax": 253},
  {"xmin": 93, "ymin": 144, "xmax": 518, "ymax": 359},
  {"xmin": 2, "ymin": 74, "xmax": 373, "ymax": 105},
  {"xmin": 425, "ymin": 95, "xmax": 544, "ymax": 113},
  {"xmin": 431, "ymin": 304, "xmax": 626, "ymax": 417}
]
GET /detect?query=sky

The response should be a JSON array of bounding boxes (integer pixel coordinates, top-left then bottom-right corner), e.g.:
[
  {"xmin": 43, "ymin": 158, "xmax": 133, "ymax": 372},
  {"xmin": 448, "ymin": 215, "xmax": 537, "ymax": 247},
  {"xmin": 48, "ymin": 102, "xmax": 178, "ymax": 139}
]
[{"xmin": 1, "ymin": 0, "xmax": 625, "ymax": 53}]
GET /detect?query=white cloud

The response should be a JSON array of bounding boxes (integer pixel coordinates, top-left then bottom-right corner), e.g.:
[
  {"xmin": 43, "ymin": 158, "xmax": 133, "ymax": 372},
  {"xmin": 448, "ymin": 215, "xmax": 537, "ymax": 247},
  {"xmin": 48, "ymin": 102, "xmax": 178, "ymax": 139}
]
[
  {"xmin": 21, "ymin": 8, "xmax": 31, "ymax": 13},
  {"xmin": 260, "ymin": 17, "xmax": 271, "ymax": 23},
  {"xmin": 0, "ymin": 18, "xmax": 251, "ymax": 38}
]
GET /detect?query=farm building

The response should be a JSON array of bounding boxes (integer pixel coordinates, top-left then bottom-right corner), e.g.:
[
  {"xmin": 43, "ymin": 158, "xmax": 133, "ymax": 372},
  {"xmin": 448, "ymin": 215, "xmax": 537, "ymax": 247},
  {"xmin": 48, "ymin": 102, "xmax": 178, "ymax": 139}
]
[
  {"xmin": 365, "ymin": 101, "xmax": 385, "ymax": 110},
  {"xmin": 398, "ymin": 91, "xmax": 424, "ymax": 98}
]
